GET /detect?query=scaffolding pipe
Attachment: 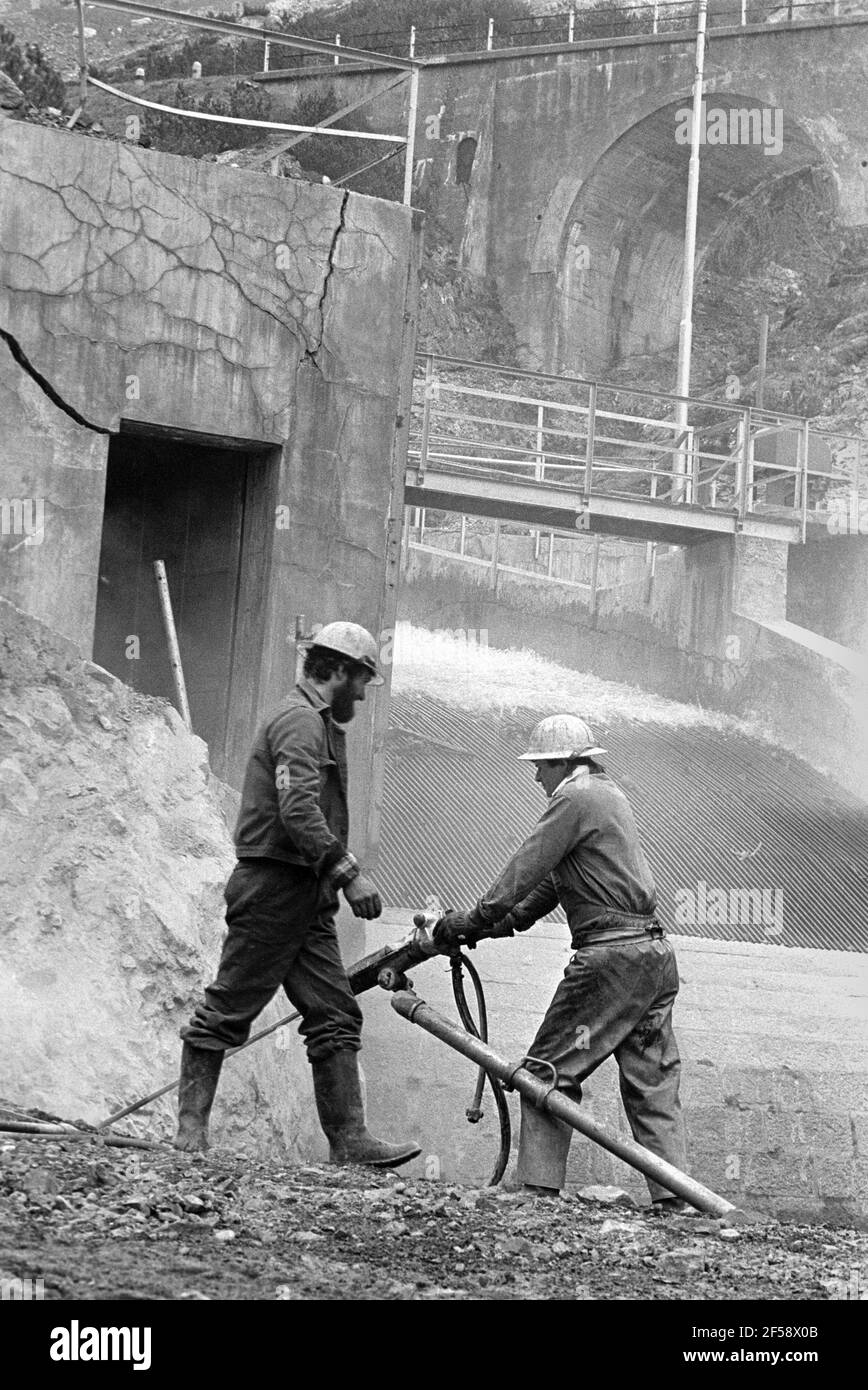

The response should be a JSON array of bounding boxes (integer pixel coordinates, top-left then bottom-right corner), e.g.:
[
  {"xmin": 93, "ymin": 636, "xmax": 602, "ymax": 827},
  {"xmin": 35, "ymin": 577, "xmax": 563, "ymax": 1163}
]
[
  {"xmin": 153, "ymin": 561, "xmax": 191, "ymax": 732},
  {"xmin": 392, "ymin": 991, "xmax": 740, "ymax": 1217}
]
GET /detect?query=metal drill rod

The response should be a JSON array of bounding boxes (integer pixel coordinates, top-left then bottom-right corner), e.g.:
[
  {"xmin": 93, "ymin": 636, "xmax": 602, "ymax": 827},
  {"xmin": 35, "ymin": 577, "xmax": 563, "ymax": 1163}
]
[{"xmin": 391, "ymin": 989, "xmax": 739, "ymax": 1218}]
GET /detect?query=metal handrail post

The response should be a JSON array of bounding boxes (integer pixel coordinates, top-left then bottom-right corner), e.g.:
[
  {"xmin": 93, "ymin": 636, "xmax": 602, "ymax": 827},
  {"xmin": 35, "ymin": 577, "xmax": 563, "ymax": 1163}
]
[
  {"xmin": 534, "ymin": 402, "xmax": 545, "ymax": 559},
  {"xmin": 689, "ymin": 425, "xmax": 699, "ymax": 504},
  {"xmin": 800, "ymin": 418, "xmax": 810, "ymax": 543}
]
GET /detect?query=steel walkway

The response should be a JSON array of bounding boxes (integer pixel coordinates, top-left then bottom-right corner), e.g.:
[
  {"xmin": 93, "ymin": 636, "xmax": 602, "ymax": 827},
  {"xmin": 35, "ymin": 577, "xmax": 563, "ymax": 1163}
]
[{"xmin": 406, "ymin": 356, "xmax": 861, "ymax": 547}]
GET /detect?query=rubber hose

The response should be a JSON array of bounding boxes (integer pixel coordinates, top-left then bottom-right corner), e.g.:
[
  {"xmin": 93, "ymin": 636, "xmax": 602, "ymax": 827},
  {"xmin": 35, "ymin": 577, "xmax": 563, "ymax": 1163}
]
[{"xmin": 450, "ymin": 953, "xmax": 512, "ymax": 1186}]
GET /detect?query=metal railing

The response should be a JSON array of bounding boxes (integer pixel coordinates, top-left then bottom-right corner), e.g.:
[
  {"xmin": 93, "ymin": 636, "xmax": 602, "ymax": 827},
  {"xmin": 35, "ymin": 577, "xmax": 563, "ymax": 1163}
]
[
  {"xmin": 89, "ymin": 0, "xmax": 868, "ymax": 83},
  {"xmin": 71, "ymin": 0, "xmax": 422, "ymax": 202},
  {"xmin": 408, "ymin": 354, "xmax": 862, "ymax": 543},
  {"xmin": 405, "ymin": 517, "xmax": 658, "ymax": 609},
  {"xmin": 252, "ymin": 0, "xmax": 867, "ymax": 71}
]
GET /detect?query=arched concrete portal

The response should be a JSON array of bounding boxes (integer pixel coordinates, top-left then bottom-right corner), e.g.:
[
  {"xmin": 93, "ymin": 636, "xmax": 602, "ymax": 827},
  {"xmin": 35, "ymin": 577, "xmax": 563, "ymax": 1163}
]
[
  {"xmin": 554, "ymin": 97, "xmax": 831, "ymax": 375},
  {"xmin": 260, "ymin": 20, "xmax": 868, "ymax": 371}
]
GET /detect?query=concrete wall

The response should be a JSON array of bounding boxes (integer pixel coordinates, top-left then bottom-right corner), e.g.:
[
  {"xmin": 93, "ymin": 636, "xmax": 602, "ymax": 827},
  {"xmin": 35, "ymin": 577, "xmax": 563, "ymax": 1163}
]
[
  {"xmin": 400, "ymin": 535, "xmax": 868, "ymax": 797},
  {"xmin": 0, "ymin": 118, "xmax": 421, "ymax": 857},
  {"xmin": 359, "ymin": 911, "xmax": 868, "ymax": 1225},
  {"xmin": 261, "ymin": 21, "xmax": 868, "ymax": 371},
  {"xmin": 788, "ymin": 534, "xmax": 868, "ymax": 654}
]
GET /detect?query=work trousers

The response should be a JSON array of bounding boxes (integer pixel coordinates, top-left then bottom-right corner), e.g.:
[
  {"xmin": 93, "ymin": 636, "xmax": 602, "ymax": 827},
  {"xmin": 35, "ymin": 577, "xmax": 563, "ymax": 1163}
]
[
  {"xmin": 181, "ymin": 859, "xmax": 363, "ymax": 1063},
  {"xmin": 516, "ymin": 935, "xmax": 686, "ymax": 1200}
]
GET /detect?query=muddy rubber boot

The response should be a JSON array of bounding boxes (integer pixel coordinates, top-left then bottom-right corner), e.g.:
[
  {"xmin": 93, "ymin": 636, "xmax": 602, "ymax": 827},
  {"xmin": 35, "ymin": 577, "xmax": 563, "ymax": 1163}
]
[
  {"xmin": 174, "ymin": 1042, "xmax": 225, "ymax": 1153},
  {"xmin": 311, "ymin": 1050, "xmax": 421, "ymax": 1169}
]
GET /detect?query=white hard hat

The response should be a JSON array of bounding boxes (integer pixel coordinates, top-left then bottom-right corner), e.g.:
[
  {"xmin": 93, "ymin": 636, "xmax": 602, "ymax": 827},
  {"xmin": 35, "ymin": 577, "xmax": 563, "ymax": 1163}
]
[
  {"xmin": 518, "ymin": 714, "xmax": 606, "ymax": 762},
  {"xmin": 304, "ymin": 620, "xmax": 384, "ymax": 685}
]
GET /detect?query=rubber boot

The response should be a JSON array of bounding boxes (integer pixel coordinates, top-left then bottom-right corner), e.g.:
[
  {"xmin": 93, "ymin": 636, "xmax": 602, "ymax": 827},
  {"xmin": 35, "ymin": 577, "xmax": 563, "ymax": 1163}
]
[
  {"xmin": 311, "ymin": 1050, "xmax": 421, "ymax": 1169},
  {"xmin": 174, "ymin": 1042, "xmax": 225, "ymax": 1153},
  {"xmin": 515, "ymin": 1094, "xmax": 573, "ymax": 1195}
]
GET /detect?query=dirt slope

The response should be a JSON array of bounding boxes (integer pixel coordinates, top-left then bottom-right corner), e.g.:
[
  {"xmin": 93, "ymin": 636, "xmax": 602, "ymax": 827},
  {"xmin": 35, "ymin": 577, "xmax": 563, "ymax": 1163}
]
[{"xmin": 0, "ymin": 598, "xmax": 318, "ymax": 1158}]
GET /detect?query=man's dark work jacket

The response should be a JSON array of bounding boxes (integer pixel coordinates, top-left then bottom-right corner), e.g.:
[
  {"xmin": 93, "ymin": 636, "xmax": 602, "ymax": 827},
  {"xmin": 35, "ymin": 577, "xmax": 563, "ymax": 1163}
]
[
  {"xmin": 233, "ymin": 678, "xmax": 349, "ymax": 873},
  {"xmin": 478, "ymin": 765, "xmax": 657, "ymax": 939}
]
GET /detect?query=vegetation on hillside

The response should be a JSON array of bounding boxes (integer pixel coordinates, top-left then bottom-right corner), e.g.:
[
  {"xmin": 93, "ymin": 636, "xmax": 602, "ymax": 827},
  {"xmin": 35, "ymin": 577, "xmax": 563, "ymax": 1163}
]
[{"xmin": 0, "ymin": 24, "xmax": 65, "ymax": 108}]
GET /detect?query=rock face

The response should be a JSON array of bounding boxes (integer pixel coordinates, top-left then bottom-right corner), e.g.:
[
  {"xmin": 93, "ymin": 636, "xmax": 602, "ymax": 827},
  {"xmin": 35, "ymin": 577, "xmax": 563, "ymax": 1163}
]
[
  {"xmin": 0, "ymin": 72, "xmax": 25, "ymax": 112},
  {"xmin": 0, "ymin": 597, "xmax": 321, "ymax": 1159}
]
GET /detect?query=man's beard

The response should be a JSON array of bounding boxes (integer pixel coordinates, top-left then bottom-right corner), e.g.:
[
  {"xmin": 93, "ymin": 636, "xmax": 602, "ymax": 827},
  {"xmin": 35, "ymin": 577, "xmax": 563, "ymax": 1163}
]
[{"xmin": 331, "ymin": 686, "xmax": 357, "ymax": 724}]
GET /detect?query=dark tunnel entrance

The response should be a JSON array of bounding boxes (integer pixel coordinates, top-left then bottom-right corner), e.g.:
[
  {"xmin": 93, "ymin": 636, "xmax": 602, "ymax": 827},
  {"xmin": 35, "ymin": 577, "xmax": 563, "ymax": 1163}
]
[{"xmin": 92, "ymin": 426, "xmax": 277, "ymax": 784}]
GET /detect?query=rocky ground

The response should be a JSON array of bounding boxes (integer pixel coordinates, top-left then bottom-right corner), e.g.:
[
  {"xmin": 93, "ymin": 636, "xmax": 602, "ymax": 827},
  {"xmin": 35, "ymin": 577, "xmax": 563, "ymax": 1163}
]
[{"xmin": 1, "ymin": 1111, "xmax": 866, "ymax": 1301}]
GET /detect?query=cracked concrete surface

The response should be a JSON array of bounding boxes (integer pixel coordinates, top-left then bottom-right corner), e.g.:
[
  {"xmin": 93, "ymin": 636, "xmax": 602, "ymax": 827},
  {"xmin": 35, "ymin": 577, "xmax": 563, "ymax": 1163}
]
[{"xmin": 0, "ymin": 120, "xmax": 422, "ymax": 820}]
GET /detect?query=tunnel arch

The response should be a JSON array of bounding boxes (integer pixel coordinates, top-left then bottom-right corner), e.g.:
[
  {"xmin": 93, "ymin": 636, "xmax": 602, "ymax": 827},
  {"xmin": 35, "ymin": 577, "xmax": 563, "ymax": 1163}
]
[{"xmin": 551, "ymin": 95, "xmax": 834, "ymax": 377}]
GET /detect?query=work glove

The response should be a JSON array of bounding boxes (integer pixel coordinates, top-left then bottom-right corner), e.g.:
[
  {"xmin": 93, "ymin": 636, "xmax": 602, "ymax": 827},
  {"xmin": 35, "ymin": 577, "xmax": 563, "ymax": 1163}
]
[{"xmin": 432, "ymin": 908, "xmax": 489, "ymax": 954}]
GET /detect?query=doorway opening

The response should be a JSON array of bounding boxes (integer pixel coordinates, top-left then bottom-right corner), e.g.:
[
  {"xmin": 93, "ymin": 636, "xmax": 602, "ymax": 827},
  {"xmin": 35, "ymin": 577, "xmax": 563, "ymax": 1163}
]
[{"xmin": 92, "ymin": 425, "xmax": 277, "ymax": 786}]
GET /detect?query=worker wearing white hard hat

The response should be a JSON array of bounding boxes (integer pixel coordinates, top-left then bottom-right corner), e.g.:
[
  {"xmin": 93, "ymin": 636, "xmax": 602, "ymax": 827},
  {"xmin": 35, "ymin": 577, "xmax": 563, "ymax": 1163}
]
[
  {"xmin": 434, "ymin": 712, "xmax": 687, "ymax": 1211},
  {"xmin": 176, "ymin": 619, "xmax": 418, "ymax": 1170}
]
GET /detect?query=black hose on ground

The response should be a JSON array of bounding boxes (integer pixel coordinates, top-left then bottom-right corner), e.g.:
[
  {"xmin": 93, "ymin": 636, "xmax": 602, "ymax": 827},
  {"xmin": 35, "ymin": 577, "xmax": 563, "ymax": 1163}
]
[{"xmin": 449, "ymin": 952, "xmax": 511, "ymax": 1186}]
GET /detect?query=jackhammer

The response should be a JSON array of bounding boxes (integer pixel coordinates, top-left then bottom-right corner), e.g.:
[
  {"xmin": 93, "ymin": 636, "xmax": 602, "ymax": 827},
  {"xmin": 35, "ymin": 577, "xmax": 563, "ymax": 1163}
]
[{"xmin": 95, "ymin": 912, "xmax": 738, "ymax": 1218}]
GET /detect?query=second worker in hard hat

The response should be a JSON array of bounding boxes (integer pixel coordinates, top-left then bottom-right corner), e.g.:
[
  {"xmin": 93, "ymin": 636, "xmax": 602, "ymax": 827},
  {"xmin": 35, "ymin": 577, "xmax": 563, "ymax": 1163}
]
[
  {"xmin": 174, "ymin": 621, "xmax": 420, "ymax": 1169},
  {"xmin": 433, "ymin": 713, "xmax": 688, "ymax": 1211}
]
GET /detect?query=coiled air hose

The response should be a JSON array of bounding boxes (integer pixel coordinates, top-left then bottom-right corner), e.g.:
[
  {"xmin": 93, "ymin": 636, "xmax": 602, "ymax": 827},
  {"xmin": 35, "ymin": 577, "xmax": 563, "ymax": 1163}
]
[{"xmin": 449, "ymin": 951, "xmax": 511, "ymax": 1185}]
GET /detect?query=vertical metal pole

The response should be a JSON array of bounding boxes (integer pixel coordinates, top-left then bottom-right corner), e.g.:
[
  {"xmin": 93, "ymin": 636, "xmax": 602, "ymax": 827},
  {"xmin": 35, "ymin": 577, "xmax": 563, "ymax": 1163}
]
[
  {"xmin": 403, "ymin": 67, "xmax": 420, "ymax": 207},
  {"xmin": 736, "ymin": 408, "xmax": 751, "ymax": 525},
  {"xmin": 460, "ymin": 514, "xmax": 467, "ymax": 556},
  {"xmin": 263, "ymin": 40, "xmax": 270, "ymax": 72},
  {"xmin": 334, "ymin": 33, "xmax": 341, "ymax": 65},
  {"xmin": 673, "ymin": 0, "xmax": 708, "ymax": 501},
  {"xmin": 653, "ymin": 1, "xmax": 659, "ymax": 35},
  {"xmin": 569, "ymin": 8, "xmax": 575, "ymax": 42},
  {"xmin": 153, "ymin": 562, "xmax": 191, "ymax": 731},
  {"xmin": 534, "ymin": 403, "xmax": 545, "ymax": 560},
  {"xmin": 409, "ymin": 25, "xmax": 416, "ymax": 57},
  {"xmin": 689, "ymin": 426, "xmax": 699, "ymax": 504},
  {"xmin": 800, "ymin": 419, "xmax": 810, "ymax": 543},
  {"xmin": 75, "ymin": 0, "xmax": 89, "ymax": 111},
  {"xmin": 756, "ymin": 313, "xmax": 769, "ymax": 411},
  {"xmin": 420, "ymin": 508, "xmax": 426, "ymax": 546},
  {"xmin": 548, "ymin": 531, "xmax": 555, "ymax": 578},
  {"xmin": 584, "ymin": 383, "xmax": 597, "ymax": 501},
  {"xmin": 741, "ymin": 0, "xmax": 747, "ymax": 23},
  {"xmin": 487, "ymin": 17, "xmax": 494, "ymax": 50}
]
